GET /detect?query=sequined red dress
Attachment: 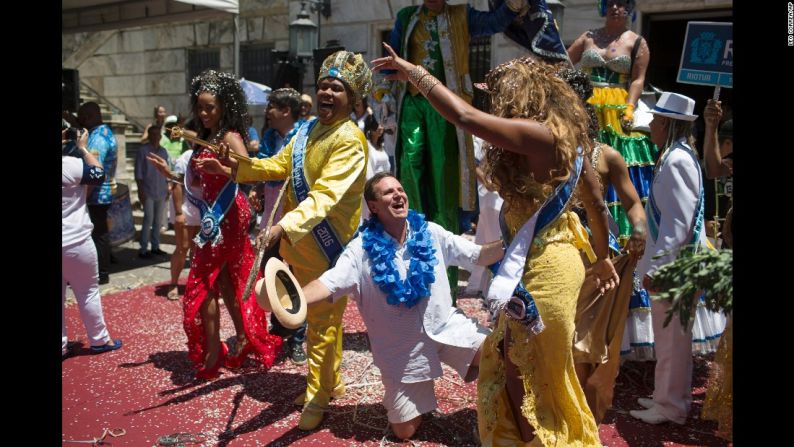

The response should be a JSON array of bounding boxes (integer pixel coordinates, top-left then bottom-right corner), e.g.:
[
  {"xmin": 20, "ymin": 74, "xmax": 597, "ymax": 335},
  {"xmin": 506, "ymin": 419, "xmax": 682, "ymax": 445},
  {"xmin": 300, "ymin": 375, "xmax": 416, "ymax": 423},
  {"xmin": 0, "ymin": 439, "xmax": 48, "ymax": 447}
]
[{"xmin": 183, "ymin": 136, "xmax": 281, "ymax": 369}]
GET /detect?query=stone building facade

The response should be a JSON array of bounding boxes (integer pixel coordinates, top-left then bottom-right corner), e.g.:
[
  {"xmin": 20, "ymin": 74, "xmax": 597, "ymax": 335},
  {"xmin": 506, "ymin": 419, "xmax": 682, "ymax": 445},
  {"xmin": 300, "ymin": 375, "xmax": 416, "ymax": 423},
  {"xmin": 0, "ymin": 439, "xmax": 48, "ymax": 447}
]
[{"xmin": 62, "ymin": 0, "xmax": 731, "ymax": 131}]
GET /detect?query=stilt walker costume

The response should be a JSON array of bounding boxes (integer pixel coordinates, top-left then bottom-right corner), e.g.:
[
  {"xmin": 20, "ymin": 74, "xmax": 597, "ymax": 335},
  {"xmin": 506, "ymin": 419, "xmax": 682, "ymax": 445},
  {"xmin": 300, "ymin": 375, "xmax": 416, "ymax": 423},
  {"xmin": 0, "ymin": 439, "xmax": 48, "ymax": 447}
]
[{"xmin": 387, "ymin": 0, "xmax": 527, "ymax": 296}]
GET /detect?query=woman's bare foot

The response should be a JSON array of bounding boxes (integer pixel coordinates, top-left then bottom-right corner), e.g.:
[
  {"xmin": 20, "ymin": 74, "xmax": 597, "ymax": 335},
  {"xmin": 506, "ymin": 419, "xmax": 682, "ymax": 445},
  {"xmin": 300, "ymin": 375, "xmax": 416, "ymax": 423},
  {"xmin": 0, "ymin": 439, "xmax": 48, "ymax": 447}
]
[{"xmin": 167, "ymin": 284, "xmax": 180, "ymax": 300}]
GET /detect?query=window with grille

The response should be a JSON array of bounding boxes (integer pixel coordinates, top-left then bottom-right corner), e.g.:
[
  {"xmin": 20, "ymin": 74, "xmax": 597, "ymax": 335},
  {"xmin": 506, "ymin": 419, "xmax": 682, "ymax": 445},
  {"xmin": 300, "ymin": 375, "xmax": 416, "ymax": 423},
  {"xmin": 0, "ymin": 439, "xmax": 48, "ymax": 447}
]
[
  {"xmin": 241, "ymin": 44, "xmax": 275, "ymax": 86},
  {"xmin": 469, "ymin": 36, "xmax": 491, "ymax": 112},
  {"xmin": 187, "ymin": 49, "xmax": 220, "ymax": 90}
]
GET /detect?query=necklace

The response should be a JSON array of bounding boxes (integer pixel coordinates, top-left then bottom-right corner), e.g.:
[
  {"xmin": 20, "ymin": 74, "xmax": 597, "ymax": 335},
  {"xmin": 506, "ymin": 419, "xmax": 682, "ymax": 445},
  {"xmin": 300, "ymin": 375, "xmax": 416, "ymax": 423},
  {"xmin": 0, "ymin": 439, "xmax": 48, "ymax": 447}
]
[
  {"xmin": 593, "ymin": 27, "xmax": 626, "ymax": 49},
  {"xmin": 203, "ymin": 127, "xmax": 227, "ymax": 152},
  {"xmin": 361, "ymin": 210, "xmax": 438, "ymax": 308}
]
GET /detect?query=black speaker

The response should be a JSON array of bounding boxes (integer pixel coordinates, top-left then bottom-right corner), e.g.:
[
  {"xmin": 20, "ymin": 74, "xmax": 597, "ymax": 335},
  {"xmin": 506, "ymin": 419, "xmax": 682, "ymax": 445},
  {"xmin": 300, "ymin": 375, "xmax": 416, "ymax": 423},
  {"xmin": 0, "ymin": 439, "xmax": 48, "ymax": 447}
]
[
  {"xmin": 62, "ymin": 69, "xmax": 80, "ymax": 113},
  {"xmin": 313, "ymin": 45, "xmax": 345, "ymax": 83},
  {"xmin": 272, "ymin": 60, "xmax": 304, "ymax": 91}
]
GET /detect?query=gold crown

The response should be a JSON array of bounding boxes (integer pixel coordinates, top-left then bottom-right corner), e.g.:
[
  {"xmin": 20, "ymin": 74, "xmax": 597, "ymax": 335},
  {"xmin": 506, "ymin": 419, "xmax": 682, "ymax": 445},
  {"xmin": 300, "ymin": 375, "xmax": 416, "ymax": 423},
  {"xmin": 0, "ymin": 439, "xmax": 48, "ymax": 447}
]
[{"xmin": 318, "ymin": 51, "xmax": 373, "ymax": 99}]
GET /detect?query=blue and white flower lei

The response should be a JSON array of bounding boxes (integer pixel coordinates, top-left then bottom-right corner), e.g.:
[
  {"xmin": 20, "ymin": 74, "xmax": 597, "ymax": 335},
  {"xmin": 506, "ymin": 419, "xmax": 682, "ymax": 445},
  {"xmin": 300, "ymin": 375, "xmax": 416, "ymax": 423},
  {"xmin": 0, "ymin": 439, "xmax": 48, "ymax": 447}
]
[{"xmin": 360, "ymin": 210, "xmax": 438, "ymax": 308}]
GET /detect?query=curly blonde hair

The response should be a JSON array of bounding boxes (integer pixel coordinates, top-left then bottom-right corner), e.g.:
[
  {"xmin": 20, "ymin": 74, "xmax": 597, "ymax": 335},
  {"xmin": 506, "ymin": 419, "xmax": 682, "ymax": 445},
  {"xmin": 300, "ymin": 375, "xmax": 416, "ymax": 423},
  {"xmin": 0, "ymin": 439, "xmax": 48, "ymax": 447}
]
[{"xmin": 482, "ymin": 58, "xmax": 591, "ymax": 209}]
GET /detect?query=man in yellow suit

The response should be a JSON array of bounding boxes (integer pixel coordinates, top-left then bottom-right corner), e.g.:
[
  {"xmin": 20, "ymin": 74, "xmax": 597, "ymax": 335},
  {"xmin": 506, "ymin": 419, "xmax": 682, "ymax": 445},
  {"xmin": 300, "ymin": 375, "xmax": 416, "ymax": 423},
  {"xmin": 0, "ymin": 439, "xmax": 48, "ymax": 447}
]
[{"xmin": 201, "ymin": 51, "xmax": 372, "ymax": 430}]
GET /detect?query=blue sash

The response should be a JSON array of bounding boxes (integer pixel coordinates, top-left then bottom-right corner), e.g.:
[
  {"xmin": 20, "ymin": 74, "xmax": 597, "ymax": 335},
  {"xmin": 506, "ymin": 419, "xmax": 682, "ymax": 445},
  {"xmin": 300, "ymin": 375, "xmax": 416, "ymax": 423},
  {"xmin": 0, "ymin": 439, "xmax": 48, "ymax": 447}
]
[
  {"xmin": 646, "ymin": 142, "xmax": 705, "ymax": 252},
  {"xmin": 258, "ymin": 122, "xmax": 303, "ymax": 190},
  {"xmin": 184, "ymin": 149, "xmax": 239, "ymax": 248},
  {"xmin": 290, "ymin": 117, "xmax": 346, "ymax": 263},
  {"xmin": 607, "ymin": 214, "xmax": 622, "ymax": 255},
  {"xmin": 572, "ymin": 206, "xmax": 621, "ymax": 255},
  {"xmin": 490, "ymin": 148, "xmax": 584, "ymax": 333}
]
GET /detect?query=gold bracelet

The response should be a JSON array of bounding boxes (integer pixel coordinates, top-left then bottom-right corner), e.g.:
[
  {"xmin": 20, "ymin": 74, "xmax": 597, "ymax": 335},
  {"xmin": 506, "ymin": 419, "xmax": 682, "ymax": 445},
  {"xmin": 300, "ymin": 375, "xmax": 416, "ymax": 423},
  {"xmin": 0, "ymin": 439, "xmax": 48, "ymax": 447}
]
[
  {"xmin": 417, "ymin": 74, "xmax": 440, "ymax": 96},
  {"xmin": 407, "ymin": 65, "xmax": 430, "ymax": 86}
]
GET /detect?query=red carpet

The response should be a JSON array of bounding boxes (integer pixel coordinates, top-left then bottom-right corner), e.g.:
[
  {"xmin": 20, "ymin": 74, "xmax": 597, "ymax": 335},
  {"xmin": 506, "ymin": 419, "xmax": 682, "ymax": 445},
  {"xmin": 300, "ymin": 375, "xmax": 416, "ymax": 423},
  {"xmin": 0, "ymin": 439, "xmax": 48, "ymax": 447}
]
[{"xmin": 63, "ymin": 283, "xmax": 730, "ymax": 446}]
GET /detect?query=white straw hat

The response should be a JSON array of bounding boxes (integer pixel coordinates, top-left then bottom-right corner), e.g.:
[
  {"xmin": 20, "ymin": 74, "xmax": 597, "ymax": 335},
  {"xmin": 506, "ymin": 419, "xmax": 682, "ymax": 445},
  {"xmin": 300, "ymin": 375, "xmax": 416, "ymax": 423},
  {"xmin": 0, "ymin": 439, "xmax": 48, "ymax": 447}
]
[
  {"xmin": 649, "ymin": 92, "xmax": 698, "ymax": 121},
  {"xmin": 254, "ymin": 258, "xmax": 307, "ymax": 329}
]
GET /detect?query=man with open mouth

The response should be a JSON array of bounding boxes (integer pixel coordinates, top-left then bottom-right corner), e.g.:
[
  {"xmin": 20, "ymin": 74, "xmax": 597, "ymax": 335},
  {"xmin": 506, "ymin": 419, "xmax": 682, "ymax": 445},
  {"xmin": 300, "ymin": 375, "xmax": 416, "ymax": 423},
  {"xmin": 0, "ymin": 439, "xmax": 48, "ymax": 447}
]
[
  {"xmin": 292, "ymin": 172, "xmax": 504, "ymax": 440},
  {"xmin": 198, "ymin": 50, "xmax": 373, "ymax": 431}
]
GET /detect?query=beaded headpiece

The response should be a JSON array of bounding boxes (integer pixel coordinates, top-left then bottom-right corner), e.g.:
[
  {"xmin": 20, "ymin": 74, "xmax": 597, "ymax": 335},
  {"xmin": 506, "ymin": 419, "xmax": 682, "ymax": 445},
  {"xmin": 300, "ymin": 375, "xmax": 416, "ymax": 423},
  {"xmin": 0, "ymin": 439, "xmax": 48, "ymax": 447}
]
[
  {"xmin": 597, "ymin": 0, "xmax": 637, "ymax": 21},
  {"xmin": 475, "ymin": 56, "xmax": 538, "ymax": 95},
  {"xmin": 318, "ymin": 51, "xmax": 373, "ymax": 100},
  {"xmin": 189, "ymin": 69, "xmax": 251, "ymax": 144},
  {"xmin": 555, "ymin": 66, "xmax": 600, "ymax": 140}
]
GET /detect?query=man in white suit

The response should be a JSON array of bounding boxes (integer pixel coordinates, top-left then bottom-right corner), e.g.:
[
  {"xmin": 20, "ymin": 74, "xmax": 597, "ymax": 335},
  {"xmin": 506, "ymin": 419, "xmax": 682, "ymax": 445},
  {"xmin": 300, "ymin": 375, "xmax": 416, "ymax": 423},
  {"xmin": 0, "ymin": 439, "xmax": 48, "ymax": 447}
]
[{"xmin": 630, "ymin": 92, "xmax": 707, "ymax": 425}]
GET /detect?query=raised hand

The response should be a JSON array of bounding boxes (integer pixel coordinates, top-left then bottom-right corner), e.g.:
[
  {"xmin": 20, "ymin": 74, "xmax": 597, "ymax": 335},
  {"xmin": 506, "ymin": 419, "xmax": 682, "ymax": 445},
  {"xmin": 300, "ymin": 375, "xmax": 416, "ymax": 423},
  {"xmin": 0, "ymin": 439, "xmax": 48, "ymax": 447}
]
[
  {"xmin": 704, "ymin": 99, "xmax": 722, "ymax": 130},
  {"xmin": 217, "ymin": 141, "xmax": 231, "ymax": 161},
  {"xmin": 195, "ymin": 157, "xmax": 229, "ymax": 177},
  {"xmin": 146, "ymin": 152, "xmax": 170, "ymax": 177},
  {"xmin": 371, "ymin": 43, "xmax": 414, "ymax": 82}
]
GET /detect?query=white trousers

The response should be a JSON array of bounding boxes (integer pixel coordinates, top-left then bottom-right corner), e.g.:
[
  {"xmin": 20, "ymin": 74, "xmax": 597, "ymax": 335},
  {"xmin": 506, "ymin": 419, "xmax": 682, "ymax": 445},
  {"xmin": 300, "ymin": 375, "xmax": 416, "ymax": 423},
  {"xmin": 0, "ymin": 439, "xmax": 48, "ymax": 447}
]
[
  {"xmin": 650, "ymin": 297, "xmax": 693, "ymax": 424},
  {"xmin": 62, "ymin": 238, "xmax": 111, "ymax": 353},
  {"xmin": 465, "ymin": 183, "xmax": 503, "ymax": 294}
]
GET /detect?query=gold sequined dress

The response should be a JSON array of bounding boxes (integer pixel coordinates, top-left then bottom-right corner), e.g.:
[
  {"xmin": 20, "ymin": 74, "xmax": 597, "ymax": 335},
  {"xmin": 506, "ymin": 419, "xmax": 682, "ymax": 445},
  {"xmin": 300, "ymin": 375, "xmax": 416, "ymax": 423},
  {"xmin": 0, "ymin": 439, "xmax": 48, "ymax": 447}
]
[
  {"xmin": 701, "ymin": 316, "xmax": 732, "ymax": 441},
  {"xmin": 477, "ymin": 184, "xmax": 602, "ymax": 447}
]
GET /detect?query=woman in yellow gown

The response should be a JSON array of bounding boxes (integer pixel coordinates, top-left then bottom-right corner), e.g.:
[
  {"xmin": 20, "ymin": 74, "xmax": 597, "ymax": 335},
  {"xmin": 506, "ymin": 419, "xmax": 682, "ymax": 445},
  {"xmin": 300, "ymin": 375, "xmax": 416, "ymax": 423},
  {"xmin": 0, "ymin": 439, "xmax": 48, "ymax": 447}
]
[{"xmin": 373, "ymin": 48, "xmax": 619, "ymax": 445}]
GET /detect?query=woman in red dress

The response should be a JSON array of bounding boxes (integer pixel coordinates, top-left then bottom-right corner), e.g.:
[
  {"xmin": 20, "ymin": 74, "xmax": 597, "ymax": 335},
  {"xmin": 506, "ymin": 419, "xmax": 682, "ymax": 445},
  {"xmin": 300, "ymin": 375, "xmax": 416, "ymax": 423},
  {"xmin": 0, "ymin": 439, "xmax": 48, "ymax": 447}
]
[{"xmin": 184, "ymin": 69, "xmax": 281, "ymax": 379}]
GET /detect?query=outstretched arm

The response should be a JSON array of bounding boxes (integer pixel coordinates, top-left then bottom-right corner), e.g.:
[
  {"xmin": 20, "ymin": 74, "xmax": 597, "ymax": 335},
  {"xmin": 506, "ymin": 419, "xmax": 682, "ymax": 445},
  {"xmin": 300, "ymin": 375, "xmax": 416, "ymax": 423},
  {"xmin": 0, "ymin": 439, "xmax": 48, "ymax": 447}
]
[
  {"xmin": 476, "ymin": 240, "xmax": 505, "ymax": 266},
  {"xmin": 257, "ymin": 278, "xmax": 332, "ymax": 314},
  {"xmin": 372, "ymin": 43, "xmax": 555, "ymax": 168},
  {"xmin": 304, "ymin": 280, "xmax": 333, "ymax": 305}
]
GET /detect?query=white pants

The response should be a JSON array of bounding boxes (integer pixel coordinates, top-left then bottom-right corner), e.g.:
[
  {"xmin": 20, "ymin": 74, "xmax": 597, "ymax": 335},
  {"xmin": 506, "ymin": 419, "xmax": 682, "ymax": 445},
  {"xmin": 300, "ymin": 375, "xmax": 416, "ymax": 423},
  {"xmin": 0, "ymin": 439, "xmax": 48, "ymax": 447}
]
[
  {"xmin": 62, "ymin": 238, "xmax": 111, "ymax": 353},
  {"xmin": 650, "ymin": 297, "xmax": 693, "ymax": 424},
  {"xmin": 466, "ymin": 182, "xmax": 503, "ymax": 294}
]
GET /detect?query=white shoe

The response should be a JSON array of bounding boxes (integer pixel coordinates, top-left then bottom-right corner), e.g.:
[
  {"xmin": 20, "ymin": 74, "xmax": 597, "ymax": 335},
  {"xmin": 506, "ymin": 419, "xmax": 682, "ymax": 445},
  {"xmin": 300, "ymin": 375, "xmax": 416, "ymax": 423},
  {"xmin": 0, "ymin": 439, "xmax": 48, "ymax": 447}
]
[
  {"xmin": 629, "ymin": 407, "xmax": 674, "ymax": 425},
  {"xmin": 637, "ymin": 397, "xmax": 655, "ymax": 409}
]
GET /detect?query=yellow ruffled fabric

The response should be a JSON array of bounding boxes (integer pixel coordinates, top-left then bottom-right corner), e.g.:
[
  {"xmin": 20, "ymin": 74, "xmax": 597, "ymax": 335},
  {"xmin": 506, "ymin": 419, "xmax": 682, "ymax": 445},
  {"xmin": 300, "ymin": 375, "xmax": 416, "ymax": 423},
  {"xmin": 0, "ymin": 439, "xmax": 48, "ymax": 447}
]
[
  {"xmin": 587, "ymin": 86, "xmax": 645, "ymax": 139},
  {"xmin": 478, "ymin": 209, "xmax": 602, "ymax": 447}
]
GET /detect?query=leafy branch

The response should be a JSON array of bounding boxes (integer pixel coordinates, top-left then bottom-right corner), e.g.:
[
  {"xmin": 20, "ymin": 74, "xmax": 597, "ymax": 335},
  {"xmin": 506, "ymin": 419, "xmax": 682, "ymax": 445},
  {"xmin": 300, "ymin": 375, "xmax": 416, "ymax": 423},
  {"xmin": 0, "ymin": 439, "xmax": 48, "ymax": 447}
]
[{"xmin": 650, "ymin": 247, "xmax": 732, "ymax": 328}]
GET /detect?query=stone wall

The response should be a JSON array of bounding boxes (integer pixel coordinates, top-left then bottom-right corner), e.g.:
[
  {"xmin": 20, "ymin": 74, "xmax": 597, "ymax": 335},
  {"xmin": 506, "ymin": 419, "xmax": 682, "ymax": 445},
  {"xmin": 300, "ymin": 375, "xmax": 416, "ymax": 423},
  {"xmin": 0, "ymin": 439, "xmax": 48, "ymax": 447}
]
[{"xmin": 62, "ymin": 0, "xmax": 731, "ymax": 128}]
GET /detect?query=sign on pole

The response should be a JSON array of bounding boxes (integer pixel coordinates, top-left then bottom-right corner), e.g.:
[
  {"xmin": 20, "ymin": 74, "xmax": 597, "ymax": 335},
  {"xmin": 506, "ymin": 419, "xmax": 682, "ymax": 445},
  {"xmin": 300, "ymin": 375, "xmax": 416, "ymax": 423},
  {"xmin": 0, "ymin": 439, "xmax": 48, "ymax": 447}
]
[{"xmin": 677, "ymin": 22, "xmax": 733, "ymax": 89}]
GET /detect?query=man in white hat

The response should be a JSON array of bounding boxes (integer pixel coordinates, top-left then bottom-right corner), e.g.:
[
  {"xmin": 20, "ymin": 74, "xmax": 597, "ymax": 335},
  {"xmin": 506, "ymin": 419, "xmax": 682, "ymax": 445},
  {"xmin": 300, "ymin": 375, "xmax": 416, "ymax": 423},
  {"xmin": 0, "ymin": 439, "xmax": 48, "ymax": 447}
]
[
  {"xmin": 630, "ymin": 91, "xmax": 709, "ymax": 425},
  {"xmin": 285, "ymin": 172, "xmax": 504, "ymax": 440}
]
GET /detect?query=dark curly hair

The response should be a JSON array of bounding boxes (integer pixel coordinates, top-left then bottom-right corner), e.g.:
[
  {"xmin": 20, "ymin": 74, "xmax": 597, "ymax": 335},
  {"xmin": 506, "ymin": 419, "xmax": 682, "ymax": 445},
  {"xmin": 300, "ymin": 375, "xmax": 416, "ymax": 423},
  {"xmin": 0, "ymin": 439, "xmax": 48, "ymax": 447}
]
[
  {"xmin": 554, "ymin": 65, "xmax": 600, "ymax": 141},
  {"xmin": 189, "ymin": 69, "xmax": 251, "ymax": 145}
]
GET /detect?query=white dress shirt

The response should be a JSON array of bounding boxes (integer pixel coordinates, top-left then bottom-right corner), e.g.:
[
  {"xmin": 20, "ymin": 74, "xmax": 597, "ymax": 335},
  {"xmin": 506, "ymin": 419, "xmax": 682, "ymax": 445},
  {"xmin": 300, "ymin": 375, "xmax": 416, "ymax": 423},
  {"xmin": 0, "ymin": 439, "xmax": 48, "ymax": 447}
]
[{"xmin": 319, "ymin": 221, "xmax": 487, "ymax": 382}]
